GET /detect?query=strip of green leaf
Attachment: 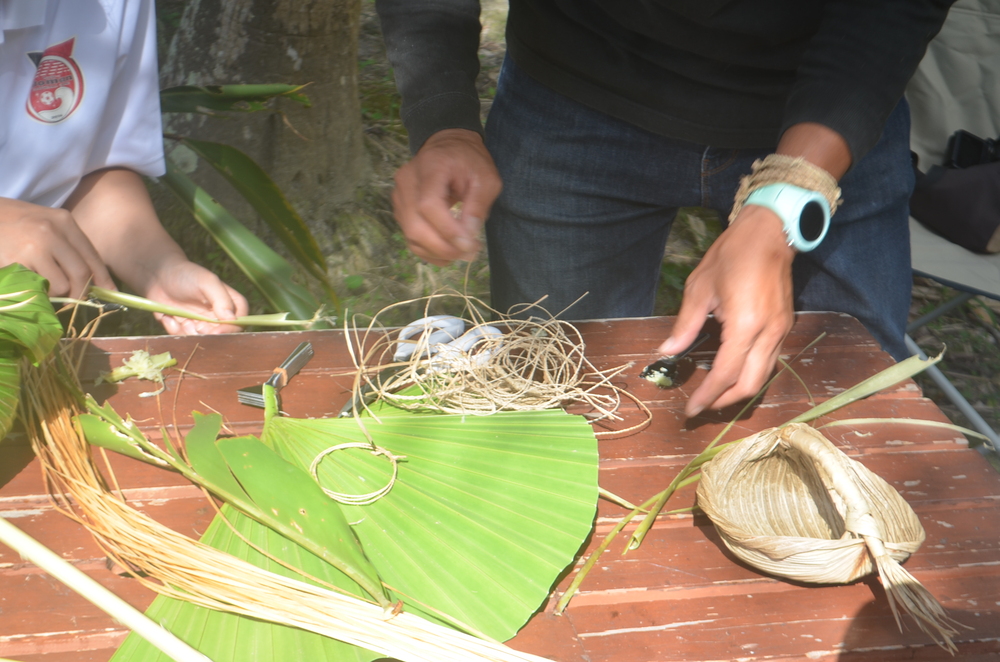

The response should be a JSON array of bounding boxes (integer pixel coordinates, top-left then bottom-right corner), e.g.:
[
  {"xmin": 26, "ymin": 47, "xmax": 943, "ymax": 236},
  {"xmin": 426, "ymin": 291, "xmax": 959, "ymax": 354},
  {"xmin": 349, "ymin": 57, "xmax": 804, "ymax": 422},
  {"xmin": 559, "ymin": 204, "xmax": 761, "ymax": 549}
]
[
  {"xmin": 177, "ymin": 137, "xmax": 337, "ymax": 304},
  {"xmin": 160, "ymin": 84, "xmax": 311, "ymax": 114}
]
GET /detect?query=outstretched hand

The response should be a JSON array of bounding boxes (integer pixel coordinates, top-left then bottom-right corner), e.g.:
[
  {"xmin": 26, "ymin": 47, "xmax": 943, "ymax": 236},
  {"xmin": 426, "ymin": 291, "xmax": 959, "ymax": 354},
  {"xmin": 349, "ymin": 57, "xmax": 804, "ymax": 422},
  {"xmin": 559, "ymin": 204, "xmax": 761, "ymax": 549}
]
[
  {"xmin": 392, "ymin": 129, "xmax": 503, "ymax": 265},
  {"xmin": 660, "ymin": 206, "xmax": 796, "ymax": 417},
  {"xmin": 0, "ymin": 197, "xmax": 117, "ymax": 298},
  {"xmin": 660, "ymin": 122, "xmax": 851, "ymax": 417}
]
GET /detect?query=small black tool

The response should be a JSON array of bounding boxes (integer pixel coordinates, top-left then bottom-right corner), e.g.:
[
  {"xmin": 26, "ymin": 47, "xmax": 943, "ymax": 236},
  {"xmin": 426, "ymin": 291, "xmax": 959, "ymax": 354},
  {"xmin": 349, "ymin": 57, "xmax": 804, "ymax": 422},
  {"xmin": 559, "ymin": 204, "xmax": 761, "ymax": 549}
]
[
  {"xmin": 237, "ymin": 342, "xmax": 314, "ymax": 408},
  {"xmin": 640, "ymin": 332, "xmax": 711, "ymax": 388}
]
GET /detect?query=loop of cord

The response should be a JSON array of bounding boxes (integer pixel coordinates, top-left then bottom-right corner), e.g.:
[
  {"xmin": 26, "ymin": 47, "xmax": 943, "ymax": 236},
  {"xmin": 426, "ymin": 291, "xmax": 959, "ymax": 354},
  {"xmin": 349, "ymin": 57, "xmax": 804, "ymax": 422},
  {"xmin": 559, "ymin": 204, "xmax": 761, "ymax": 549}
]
[{"xmin": 310, "ymin": 442, "xmax": 407, "ymax": 506}]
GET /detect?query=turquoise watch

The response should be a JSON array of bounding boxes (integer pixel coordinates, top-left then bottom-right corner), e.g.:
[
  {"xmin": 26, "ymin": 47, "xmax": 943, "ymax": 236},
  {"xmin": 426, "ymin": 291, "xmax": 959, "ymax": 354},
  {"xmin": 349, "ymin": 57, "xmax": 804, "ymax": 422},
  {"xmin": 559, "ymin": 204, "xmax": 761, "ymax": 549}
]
[{"xmin": 744, "ymin": 183, "xmax": 831, "ymax": 252}]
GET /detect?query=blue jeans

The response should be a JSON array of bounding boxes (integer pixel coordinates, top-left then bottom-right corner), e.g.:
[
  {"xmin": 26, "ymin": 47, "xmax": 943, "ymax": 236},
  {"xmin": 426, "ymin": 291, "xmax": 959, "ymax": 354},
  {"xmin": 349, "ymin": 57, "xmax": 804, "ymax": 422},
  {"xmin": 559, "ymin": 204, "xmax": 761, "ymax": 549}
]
[{"xmin": 484, "ymin": 57, "xmax": 913, "ymax": 360}]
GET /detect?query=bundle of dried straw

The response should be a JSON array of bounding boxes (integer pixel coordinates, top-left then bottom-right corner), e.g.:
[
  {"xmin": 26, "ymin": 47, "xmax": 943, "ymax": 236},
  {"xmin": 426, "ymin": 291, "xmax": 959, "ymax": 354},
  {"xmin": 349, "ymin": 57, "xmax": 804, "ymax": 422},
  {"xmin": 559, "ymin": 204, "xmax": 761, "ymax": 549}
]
[{"xmin": 697, "ymin": 422, "xmax": 961, "ymax": 652}]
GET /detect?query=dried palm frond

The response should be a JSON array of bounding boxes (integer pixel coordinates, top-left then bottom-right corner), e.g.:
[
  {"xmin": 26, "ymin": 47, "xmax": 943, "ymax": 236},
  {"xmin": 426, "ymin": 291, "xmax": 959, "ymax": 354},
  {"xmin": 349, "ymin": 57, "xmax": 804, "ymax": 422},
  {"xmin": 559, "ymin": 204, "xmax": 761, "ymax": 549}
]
[
  {"xmin": 697, "ymin": 422, "xmax": 962, "ymax": 653},
  {"xmin": 18, "ymin": 343, "xmax": 563, "ymax": 662}
]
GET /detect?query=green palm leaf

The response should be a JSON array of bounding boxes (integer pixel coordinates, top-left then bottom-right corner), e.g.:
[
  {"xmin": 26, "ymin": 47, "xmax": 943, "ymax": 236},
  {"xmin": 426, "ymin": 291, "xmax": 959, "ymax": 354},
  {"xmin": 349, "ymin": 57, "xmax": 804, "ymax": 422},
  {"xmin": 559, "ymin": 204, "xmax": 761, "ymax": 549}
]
[
  {"xmin": 0, "ymin": 264, "xmax": 62, "ymax": 364},
  {"xmin": 110, "ymin": 407, "xmax": 598, "ymax": 660},
  {"xmin": 160, "ymin": 160, "xmax": 329, "ymax": 326},
  {"xmin": 110, "ymin": 505, "xmax": 378, "ymax": 662},
  {"xmin": 263, "ymin": 408, "xmax": 600, "ymax": 640},
  {"xmin": 0, "ymin": 264, "xmax": 62, "ymax": 440},
  {"xmin": 160, "ymin": 84, "xmax": 310, "ymax": 114},
  {"xmin": 175, "ymin": 137, "xmax": 336, "ymax": 303}
]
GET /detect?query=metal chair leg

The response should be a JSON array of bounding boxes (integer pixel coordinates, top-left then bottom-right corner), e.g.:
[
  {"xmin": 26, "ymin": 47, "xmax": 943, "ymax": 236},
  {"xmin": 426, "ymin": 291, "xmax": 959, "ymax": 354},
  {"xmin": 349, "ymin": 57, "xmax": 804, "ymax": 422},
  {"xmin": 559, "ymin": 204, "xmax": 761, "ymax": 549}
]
[{"xmin": 906, "ymin": 334, "xmax": 1000, "ymax": 460}]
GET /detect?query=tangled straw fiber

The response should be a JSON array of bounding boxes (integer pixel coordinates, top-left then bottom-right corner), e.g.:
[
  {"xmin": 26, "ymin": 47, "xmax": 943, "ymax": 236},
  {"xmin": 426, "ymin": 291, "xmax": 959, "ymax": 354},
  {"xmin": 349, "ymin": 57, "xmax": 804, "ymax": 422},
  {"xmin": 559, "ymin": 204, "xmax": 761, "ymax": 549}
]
[
  {"xmin": 346, "ymin": 294, "xmax": 650, "ymax": 435},
  {"xmin": 697, "ymin": 422, "xmax": 961, "ymax": 652}
]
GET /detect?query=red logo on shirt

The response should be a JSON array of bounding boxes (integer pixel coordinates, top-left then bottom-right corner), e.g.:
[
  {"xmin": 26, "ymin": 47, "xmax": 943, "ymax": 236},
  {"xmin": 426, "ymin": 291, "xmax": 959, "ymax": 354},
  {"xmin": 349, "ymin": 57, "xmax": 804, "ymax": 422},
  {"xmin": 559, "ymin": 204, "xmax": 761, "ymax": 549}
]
[{"xmin": 26, "ymin": 38, "xmax": 84, "ymax": 124}]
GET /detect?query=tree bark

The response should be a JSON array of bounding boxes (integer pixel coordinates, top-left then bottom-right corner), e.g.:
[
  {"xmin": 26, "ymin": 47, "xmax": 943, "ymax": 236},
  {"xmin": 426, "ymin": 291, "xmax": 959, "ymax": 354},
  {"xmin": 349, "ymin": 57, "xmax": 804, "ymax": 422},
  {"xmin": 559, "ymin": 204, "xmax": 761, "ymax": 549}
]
[{"xmin": 159, "ymin": 0, "xmax": 367, "ymax": 231}]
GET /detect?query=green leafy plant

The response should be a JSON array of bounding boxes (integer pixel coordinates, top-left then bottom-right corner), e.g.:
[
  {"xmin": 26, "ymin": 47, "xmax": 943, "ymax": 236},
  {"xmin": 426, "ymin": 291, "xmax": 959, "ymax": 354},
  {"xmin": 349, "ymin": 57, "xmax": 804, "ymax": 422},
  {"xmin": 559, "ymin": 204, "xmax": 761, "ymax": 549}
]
[
  {"xmin": 0, "ymin": 264, "xmax": 62, "ymax": 440},
  {"xmin": 159, "ymin": 84, "xmax": 337, "ymax": 326}
]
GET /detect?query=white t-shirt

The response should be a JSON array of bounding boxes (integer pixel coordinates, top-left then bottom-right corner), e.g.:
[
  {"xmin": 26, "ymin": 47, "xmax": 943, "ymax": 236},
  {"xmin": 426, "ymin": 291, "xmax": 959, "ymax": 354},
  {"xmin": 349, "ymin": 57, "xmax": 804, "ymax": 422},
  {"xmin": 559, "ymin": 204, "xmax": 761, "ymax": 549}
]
[{"xmin": 0, "ymin": 0, "xmax": 165, "ymax": 209}]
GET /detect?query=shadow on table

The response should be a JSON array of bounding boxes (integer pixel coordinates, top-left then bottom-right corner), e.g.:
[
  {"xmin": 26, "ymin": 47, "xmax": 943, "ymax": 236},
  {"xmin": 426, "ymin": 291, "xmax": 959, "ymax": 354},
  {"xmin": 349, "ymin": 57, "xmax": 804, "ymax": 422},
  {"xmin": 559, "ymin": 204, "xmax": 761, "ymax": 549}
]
[
  {"xmin": 696, "ymin": 514, "xmax": 999, "ymax": 658},
  {"xmin": 837, "ymin": 581, "xmax": 999, "ymax": 659},
  {"xmin": 0, "ymin": 426, "xmax": 35, "ymax": 490}
]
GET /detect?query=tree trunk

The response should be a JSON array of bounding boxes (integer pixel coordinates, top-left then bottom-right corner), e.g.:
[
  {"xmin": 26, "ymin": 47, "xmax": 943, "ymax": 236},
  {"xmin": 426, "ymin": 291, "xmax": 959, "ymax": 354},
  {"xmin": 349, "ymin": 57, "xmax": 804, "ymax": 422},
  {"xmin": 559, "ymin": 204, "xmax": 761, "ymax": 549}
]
[{"xmin": 159, "ymin": 0, "xmax": 367, "ymax": 233}]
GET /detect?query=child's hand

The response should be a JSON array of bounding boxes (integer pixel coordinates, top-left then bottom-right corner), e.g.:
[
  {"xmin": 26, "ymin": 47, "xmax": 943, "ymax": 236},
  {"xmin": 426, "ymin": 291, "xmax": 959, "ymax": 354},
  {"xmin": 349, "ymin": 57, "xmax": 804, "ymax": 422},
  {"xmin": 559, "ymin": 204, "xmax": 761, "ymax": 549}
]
[
  {"xmin": 0, "ymin": 197, "xmax": 117, "ymax": 298},
  {"xmin": 143, "ymin": 260, "xmax": 249, "ymax": 335}
]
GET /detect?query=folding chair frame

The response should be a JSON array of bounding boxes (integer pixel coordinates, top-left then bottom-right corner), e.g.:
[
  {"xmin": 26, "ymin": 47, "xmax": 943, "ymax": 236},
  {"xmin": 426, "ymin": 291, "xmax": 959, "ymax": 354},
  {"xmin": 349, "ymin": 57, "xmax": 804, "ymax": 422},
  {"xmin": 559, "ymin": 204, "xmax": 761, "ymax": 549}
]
[{"xmin": 906, "ymin": 282, "xmax": 1000, "ymax": 460}]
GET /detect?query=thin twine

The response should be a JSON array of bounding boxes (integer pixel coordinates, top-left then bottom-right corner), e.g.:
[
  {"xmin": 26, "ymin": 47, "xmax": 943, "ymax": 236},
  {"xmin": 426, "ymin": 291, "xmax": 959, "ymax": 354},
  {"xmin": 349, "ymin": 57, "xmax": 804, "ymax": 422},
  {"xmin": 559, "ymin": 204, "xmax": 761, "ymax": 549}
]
[
  {"xmin": 343, "ymin": 293, "xmax": 651, "ymax": 437},
  {"xmin": 309, "ymin": 443, "xmax": 406, "ymax": 506}
]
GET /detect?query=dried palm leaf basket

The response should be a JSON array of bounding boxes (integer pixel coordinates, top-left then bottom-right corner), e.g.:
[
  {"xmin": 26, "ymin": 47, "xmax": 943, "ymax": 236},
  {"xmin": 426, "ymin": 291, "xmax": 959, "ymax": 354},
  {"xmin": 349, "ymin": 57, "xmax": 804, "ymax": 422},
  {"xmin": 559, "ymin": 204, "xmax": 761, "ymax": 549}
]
[{"xmin": 696, "ymin": 422, "xmax": 960, "ymax": 652}]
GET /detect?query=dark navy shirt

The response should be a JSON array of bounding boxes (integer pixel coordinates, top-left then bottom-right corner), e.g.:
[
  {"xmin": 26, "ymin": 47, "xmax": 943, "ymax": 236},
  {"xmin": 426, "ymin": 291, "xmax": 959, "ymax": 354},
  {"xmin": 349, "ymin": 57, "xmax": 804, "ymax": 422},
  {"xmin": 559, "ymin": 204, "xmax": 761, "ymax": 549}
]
[{"xmin": 377, "ymin": 0, "xmax": 953, "ymax": 161}]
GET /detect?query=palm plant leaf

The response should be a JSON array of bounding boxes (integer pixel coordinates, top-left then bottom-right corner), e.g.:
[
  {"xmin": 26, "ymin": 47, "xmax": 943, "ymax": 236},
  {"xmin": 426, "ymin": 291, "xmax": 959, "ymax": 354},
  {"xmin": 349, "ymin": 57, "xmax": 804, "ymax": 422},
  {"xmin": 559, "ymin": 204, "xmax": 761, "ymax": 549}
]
[
  {"xmin": 176, "ymin": 137, "xmax": 336, "ymax": 302},
  {"xmin": 160, "ymin": 160, "xmax": 329, "ymax": 326},
  {"xmin": 263, "ymin": 408, "xmax": 600, "ymax": 641},
  {"xmin": 0, "ymin": 264, "xmax": 61, "ymax": 440},
  {"xmin": 108, "ymin": 406, "xmax": 598, "ymax": 660},
  {"xmin": 0, "ymin": 264, "xmax": 62, "ymax": 364},
  {"xmin": 160, "ymin": 84, "xmax": 310, "ymax": 114},
  {"xmin": 110, "ymin": 504, "xmax": 378, "ymax": 662}
]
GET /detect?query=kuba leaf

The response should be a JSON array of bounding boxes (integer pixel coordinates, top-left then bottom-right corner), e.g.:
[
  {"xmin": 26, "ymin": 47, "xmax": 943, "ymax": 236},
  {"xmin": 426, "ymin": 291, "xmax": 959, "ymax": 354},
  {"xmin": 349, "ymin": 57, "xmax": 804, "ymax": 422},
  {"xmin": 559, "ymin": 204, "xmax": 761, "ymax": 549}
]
[
  {"xmin": 0, "ymin": 264, "xmax": 62, "ymax": 441},
  {"xmin": 160, "ymin": 84, "xmax": 311, "ymax": 114},
  {"xmin": 161, "ymin": 160, "xmax": 330, "ymax": 327}
]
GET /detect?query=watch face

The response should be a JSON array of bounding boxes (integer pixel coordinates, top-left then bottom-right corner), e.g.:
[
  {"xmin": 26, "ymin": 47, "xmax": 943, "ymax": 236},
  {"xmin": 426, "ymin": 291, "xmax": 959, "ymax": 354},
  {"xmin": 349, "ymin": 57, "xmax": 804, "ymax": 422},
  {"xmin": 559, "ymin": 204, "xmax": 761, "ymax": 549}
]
[{"xmin": 801, "ymin": 200, "xmax": 826, "ymax": 241}]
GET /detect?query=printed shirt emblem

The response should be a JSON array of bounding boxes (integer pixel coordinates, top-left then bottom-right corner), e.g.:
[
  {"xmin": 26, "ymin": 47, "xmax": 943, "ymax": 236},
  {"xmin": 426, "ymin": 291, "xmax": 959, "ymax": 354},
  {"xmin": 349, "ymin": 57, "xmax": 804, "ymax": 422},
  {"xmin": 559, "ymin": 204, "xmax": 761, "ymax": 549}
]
[{"xmin": 26, "ymin": 38, "xmax": 84, "ymax": 123}]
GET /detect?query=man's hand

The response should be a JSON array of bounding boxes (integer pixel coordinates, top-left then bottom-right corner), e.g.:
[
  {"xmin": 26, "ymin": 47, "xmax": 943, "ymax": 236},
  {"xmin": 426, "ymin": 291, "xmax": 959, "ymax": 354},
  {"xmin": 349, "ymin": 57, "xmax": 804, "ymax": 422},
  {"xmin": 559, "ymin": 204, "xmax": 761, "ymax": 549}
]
[
  {"xmin": 0, "ymin": 197, "xmax": 117, "ymax": 298},
  {"xmin": 144, "ymin": 259, "xmax": 249, "ymax": 335},
  {"xmin": 660, "ymin": 122, "xmax": 851, "ymax": 417},
  {"xmin": 392, "ymin": 128, "xmax": 502, "ymax": 265},
  {"xmin": 660, "ymin": 205, "xmax": 796, "ymax": 417}
]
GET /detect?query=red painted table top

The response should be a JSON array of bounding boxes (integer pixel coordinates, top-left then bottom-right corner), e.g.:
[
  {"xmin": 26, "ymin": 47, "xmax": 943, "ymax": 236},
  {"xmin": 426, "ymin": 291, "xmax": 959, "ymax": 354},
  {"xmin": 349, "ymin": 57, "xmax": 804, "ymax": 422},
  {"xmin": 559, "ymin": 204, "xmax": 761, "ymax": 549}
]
[{"xmin": 1, "ymin": 312, "xmax": 998, "ymax": 661}]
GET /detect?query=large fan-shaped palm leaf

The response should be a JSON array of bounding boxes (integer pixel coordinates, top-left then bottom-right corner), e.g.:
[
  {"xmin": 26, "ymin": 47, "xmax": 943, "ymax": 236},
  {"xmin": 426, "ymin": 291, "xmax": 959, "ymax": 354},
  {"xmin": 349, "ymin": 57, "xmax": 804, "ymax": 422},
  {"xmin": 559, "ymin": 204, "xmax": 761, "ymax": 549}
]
[
  {"xmin": 262, "ymin": 408, "xmax": 599, "ymax": 641},
  {"xmin": 112, "ymin": 406, "xmax": 598, "ymax": 660}
]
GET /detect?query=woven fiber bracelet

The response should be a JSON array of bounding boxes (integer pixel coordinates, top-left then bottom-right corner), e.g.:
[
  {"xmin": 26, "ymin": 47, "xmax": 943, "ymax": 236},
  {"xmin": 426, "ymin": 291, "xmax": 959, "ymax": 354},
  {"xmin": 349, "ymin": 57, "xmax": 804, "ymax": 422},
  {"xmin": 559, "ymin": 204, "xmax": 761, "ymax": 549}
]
[{"xmin": 729, "ymin": 154, "xmax": 843, "ymax": 223}]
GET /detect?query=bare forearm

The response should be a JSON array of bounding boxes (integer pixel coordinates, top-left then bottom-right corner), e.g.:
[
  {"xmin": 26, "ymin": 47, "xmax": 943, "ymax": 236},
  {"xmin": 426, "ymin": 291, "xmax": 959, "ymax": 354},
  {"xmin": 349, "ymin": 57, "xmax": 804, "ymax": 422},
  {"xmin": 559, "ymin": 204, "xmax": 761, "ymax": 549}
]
[
  {"xmin": 776, "ymin": 122, "xmax": 851, "ymax": 180},
  {"xmin": 64, "ymin": 168, "xmax": 187, "ymax": 296}
]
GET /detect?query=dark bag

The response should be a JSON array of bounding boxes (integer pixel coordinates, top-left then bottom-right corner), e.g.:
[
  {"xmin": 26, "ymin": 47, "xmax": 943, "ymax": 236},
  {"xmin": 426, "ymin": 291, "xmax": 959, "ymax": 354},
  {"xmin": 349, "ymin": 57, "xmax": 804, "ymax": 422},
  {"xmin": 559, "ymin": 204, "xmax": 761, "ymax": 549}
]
[{"xmin": 910, "ymin": 130, "xmax": 1000, "ymax": 254}]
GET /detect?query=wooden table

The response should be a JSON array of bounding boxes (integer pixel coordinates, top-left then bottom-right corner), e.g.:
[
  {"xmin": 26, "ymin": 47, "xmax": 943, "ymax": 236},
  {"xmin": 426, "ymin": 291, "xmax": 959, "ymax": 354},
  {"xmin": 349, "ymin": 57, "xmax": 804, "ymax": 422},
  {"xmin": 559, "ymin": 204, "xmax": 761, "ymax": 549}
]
[{"xmin": 1, "ymin": 313, "xmax": 998, "ymax": 661}]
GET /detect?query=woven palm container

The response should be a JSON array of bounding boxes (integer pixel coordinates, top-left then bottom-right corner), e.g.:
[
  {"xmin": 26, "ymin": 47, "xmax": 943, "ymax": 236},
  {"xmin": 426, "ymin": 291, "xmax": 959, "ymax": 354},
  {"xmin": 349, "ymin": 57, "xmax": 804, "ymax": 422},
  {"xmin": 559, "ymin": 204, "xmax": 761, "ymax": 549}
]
[{"xmin": 697, "ymin": 422, "xmax": 957, "ymax": 650}]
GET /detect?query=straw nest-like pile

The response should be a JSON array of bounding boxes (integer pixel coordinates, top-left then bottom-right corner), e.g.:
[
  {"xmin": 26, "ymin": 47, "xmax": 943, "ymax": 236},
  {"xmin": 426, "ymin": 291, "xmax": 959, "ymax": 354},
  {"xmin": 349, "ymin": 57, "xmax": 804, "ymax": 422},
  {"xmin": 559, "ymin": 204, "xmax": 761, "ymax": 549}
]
[
  {"xmin": 345, "ymin": 294, "xmax": 650, "ymax": 435},
  {"xmin": 697, "ymin": 422, "xmax": 961, "ymax": 652}
]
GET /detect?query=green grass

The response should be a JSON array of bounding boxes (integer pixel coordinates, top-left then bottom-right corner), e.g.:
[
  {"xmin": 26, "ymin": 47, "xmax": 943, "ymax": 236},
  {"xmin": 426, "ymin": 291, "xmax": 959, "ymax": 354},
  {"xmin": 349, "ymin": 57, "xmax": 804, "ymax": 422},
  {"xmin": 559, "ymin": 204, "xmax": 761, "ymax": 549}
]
[{"xmin": 909, "ymin": 282, "xmax": 1000, "ymax": 442}]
